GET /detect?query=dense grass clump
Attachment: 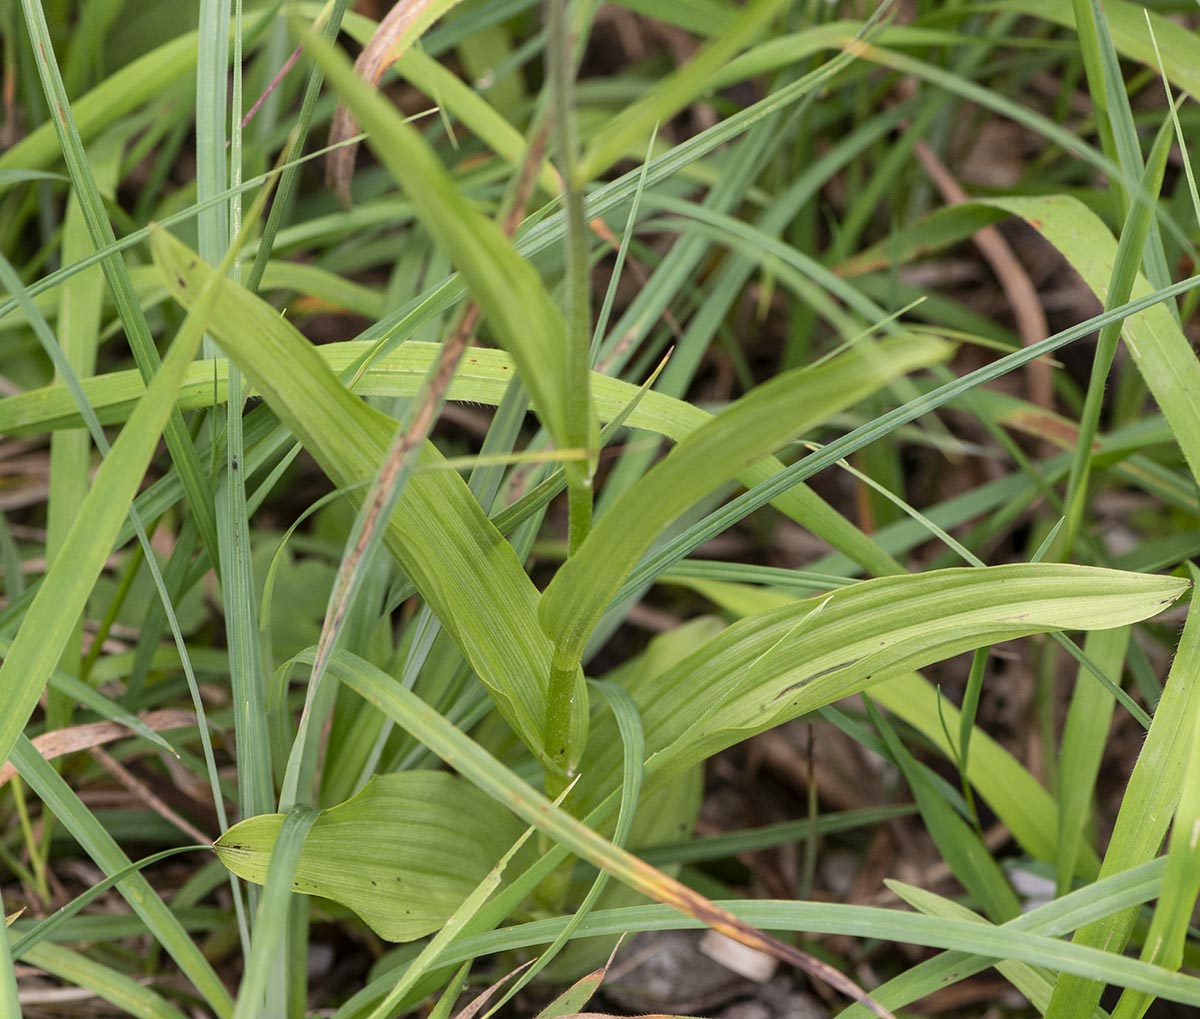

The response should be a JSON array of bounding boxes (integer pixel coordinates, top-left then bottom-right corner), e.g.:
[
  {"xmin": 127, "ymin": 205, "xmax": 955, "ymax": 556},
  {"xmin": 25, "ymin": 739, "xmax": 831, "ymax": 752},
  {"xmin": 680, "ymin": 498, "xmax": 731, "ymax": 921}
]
[{"xmin": 1, "ymin": 1, "xmax": 1200, "ymax": 1017}]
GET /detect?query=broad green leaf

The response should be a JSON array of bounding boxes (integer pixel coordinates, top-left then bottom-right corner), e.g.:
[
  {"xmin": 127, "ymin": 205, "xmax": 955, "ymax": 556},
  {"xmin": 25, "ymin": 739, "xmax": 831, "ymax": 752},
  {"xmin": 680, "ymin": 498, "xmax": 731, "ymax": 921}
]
[
  {"xmin": 359, "ymin": 810, "xmax": 544, "ymax": 1019},
  {"xmin": 539, "ymin": 333, "xmax": 953, "ymax": 678},
  {"xmin": 2, "ymin": 336, "xmax": 897, "ymax": 576},
  {"xmin": 654, "ymin": 574, "xmax": 1108, "ymax": 875},
  {"xmin": 215, "ymin": 772, "xmax": 525, "ymax": 942},
  {"xmin": 151, "ymin": 227, "xmax": 587, "ymax": 772},
  {"xmin": 299, "ymin": 651, "xmax": 1200, "ymax": 1014},
  {"xmin": 316, "ymin": 652, "xmax": 896, "ymax": 1014},
  {"xmin": 576, "ymin": 565, "xmax": 1186, "ymax": 806}
]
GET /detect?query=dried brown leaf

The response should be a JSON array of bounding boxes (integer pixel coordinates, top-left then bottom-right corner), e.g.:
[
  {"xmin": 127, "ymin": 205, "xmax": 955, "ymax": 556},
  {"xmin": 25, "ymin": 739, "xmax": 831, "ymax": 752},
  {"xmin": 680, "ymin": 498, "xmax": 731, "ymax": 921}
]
[
  {"xmin": 0, "ymin": 710, "xmax": 195, "ymax": 787},
  {"xmin": 325, "ymin": 0, "xmax": 462, "ymax": 204}
]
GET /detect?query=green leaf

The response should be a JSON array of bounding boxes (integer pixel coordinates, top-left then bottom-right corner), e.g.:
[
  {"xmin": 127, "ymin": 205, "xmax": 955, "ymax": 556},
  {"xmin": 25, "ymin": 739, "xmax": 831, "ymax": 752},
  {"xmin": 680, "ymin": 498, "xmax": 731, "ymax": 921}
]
[
  {"xmin": 11, "ymin": 740, "xmax": 232, "ymax": 1017},
  {"xmin": 998, "ymin": 0, "xmax": 1200, "ymax": 98},
  {"xmin": 538, "ymin": 333, "xmax": 951, "ymax": 678},
  {"xmin": 1047, "ymin": 576, "xmax": 1200, "ymax": 1017},
  {"xmin": 1112, "ymin": 614, "xmax": 1200, "ymax": 1019},
  {"xmin": 578, "ymin": 564, "xmax": 1186, "ymax": 803},
  {"xmin": 845, "ymin": 193, "xmax": 1200, "ymax": 491},
  {"xmin": 0, "ymin": 258, "xmax": 215, "ymax": 788},
  {"xmin": 18, "ymin": 941, "xmax": 190, "ymax": 1019},
  {"xmin": 868, "ymin": 702, "xmax": 1021, "ymax": 923},
  {"xmin": 150, "ymin": 226, "xmax": 586, "ymax": 772},
  {"xmin": 309, "ymin": 705, "xmax": 1200, "ymax": 1012},
  {"xmin": 299, "ymin": 23, "xmax": 590, "ymax": 485},
  {"xmin": 1057, "ymin": 628, "xmax": 1130, "ymax": 894},
  {"xmin": 580, "ymin": 0, "xmax": 791, "ymax": 180},
  {"xmin": 982, "ymin": 194, "xmax": 1200, "ymax": 490},
  {"xmin": 214, "ymin": 772, "xmax": 525, "ymax": 942},
  {"xmin": 0, "ymin": 16, "xmax": 265, "ymax": 177},
  {"xmin": 1, "ymin": 336, "xmax": 898, "ymax": 577},
  {"xmin": 887, "ymin": 882, "xmax": 1102, "ymax": 1018}
]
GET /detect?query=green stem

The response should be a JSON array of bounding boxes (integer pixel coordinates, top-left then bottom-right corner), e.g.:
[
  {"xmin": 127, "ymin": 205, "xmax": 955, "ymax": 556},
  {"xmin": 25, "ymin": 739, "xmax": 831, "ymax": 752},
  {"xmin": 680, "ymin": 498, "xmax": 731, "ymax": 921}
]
[
  {"xmin": 543, "ymin": 659, "xmax": 578, "ymax": 796},
  {"xmin": 548, "ymin": 0, "xmax": 594, "ymax": 557}
]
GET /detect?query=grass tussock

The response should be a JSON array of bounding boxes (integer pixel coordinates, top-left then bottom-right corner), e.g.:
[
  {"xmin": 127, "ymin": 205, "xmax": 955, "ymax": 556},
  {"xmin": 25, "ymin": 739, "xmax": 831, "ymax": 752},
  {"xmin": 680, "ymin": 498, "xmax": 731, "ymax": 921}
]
[{"xmin": 2, "ymin": 1, "xmax": 1200, "ymax": 1017}]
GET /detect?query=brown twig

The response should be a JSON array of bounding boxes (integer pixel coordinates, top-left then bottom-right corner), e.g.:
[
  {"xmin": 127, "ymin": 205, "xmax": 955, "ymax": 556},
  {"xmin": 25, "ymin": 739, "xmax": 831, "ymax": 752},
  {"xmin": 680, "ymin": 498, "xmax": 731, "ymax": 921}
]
[{"xmin": 89, "ymin": 745, "xmax": 214, "ymax": 846}]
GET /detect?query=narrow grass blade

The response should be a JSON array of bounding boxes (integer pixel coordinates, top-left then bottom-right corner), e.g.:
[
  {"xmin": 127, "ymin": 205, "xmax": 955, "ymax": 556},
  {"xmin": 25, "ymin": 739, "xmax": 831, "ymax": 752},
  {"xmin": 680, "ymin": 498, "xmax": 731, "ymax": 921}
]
[
  {"xmin": 11, "ymin": 739, "xmax": 233, "ymax": 1016},
  {"xmin": 983, "ymin": 195, "xmax": 1200, "ymax": 489},
  {"xmin": 0, "ymin": 888, "xmax": 16, "ymax": 1019},
  {"xmin": 0, "ymin": 251, "xmax": 220, "ymax": 775},
  {"xmin": 490, "ymin": 680, "xmax": 647, "ymax": 1010},
  {"xmin": 888, "ymin": 882, "xmax": 1095, "ymax": 1017},
  {"xmin": 867, "ymin": 700, "xmax": 1020, "ymax": 922},
  {"xmin": 0, "ymin": 15, "xmax": 267, "ymax": 177},
  {"xmin": 44, "ymin": 138, "xmax": 117, "ymax": 730},
  {"xmin": 999, "ymin": 0, "xmax": 1200, "ymax": 97},
  {"xmin": 302, "ymin": 26, "xmax": 586, "ymax": 484},
  {"xmin": 230, "ymin": 806, "xmax": 318, "ymax": 1019},
  {"xmin": 1061, "ymin": 117, "xmax": 1175, "ymax": 554},
  {"xmin": 1112, "ymin": 607, "xmax": 1200, "ymax": 1018},
  {"xmin": 1047, "ymin": 576, "xmax": 1200, "ymax": 1017},
  {"xmin": 17, "ymin": 0, "xmax": 220, "ymax": 566},
  {"xmin": 16, "ymin": 940, "xmax": 189, "ymax": 1019},
  {"xmin": 579, "ymin": 0, "xmax": 790, "ymax": 179},
  {"xmin": 1057, "ymin": 628, "xmax": 1130, "ymax": 894}
]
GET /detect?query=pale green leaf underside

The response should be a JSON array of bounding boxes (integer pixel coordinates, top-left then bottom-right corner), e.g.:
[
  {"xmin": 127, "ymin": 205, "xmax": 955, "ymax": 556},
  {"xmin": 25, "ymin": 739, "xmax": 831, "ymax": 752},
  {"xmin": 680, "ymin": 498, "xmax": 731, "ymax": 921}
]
[{"xmin": 214, "ymin": 771, "xmax": 524, "ymax": 942}]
